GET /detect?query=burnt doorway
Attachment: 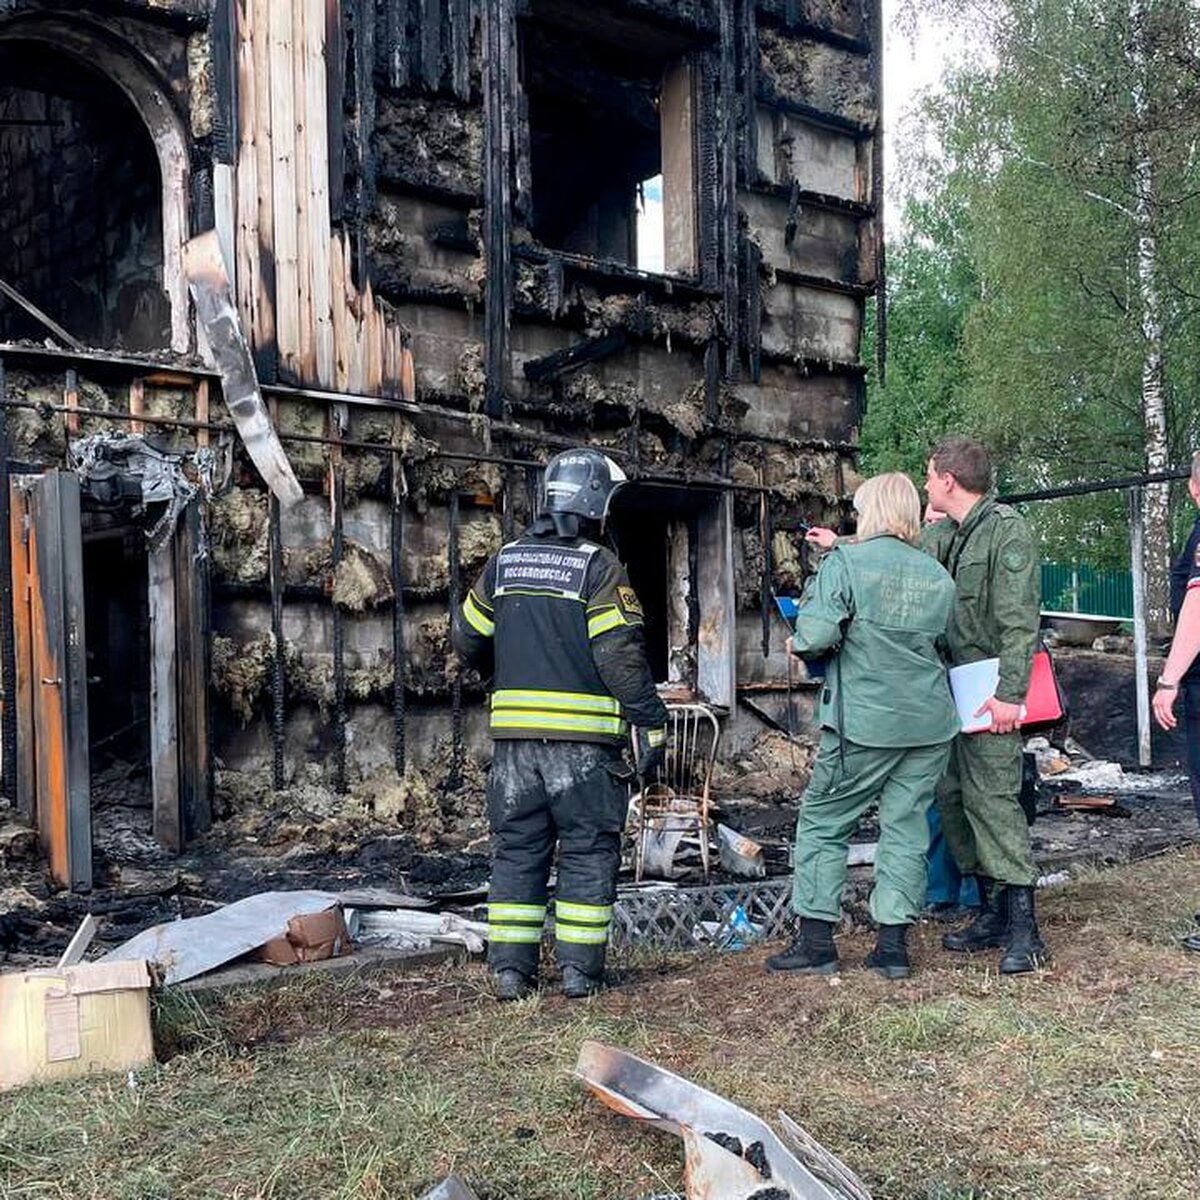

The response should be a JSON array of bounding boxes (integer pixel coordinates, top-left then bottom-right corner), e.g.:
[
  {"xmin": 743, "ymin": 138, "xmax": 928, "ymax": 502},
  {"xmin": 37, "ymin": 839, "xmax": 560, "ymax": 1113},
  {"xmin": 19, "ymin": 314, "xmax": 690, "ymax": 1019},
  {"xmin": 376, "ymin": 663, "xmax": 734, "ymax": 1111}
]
[
  {"xmin": 9, "ymin": 470, "xmax": 211, "ymax": 890},
  {"xmin": 0, "ymin": 40, "xmax": 169, "ymax": 349},
  {"xmin": 608, "ymin": 484, "xmax": 735, "ymax": 706},
  {"xmin": 82, "ymin": 509, "xmax": 153, "ymax": 823}
]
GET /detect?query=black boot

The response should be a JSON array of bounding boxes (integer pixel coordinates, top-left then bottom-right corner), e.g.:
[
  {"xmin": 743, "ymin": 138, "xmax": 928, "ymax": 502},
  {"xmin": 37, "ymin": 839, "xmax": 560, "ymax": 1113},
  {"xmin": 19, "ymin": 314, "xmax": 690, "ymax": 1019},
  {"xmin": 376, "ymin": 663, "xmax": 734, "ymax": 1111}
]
[
  {"xmin": 999, "ymin": 886, "xmax": 1046, "ymax": 974},
  {"xmin": 561, "ymin": 964, "xmax": 604, "ymax": 999},
  {"xmin": 493, "ymin": 969, "xmax": 537, "ymax": 1002},
  {"xmin": 943, "ymin": 877, "xmax": 1008, "ymax": 952},
  {"xmin": 766, "ymin": 918, "xmax": 839, "ymax": 974},
  {"xmin": 865, "ymin": 923, "xmax": 911, "ymax": 980}
]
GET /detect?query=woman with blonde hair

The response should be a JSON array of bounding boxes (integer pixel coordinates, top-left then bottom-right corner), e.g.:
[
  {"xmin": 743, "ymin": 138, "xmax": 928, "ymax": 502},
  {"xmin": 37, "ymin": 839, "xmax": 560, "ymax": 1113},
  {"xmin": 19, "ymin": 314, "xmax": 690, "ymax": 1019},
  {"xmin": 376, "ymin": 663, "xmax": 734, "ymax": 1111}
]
[{"xmin": 767, "ymin": 472, "xmax": 959, "ymax": 980}]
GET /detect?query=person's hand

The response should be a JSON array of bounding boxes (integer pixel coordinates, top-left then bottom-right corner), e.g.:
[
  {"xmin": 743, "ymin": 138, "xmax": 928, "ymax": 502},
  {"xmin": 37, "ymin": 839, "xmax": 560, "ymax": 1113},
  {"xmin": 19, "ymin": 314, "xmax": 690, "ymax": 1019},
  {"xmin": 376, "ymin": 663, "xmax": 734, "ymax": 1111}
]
[
  {"xmin": 785, "ymin": 636, "xmax": 802, "ymax": 658},
  {"xmin": 635, "ymin": 726, "xmax": 667, "ymax": 783},
  {"xmin": 805, "ymin": 527, "xmax": 838, "ymax": 550},
  {"xmin": 975, "ymin": 696, "xmax": 1023, "ymax": 734},
  {"xmin": 1153, "ymin": 684, "xmax": 1179, "ymax": 731}
]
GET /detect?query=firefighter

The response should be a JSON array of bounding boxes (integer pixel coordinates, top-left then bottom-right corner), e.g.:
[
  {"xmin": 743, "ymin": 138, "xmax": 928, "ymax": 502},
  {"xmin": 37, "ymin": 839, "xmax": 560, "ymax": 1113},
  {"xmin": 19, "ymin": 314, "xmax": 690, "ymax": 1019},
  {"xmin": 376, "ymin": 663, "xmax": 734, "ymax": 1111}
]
[{"xmin": 452, "ymin": 447, "xmax": 668, "ymax": 1000}]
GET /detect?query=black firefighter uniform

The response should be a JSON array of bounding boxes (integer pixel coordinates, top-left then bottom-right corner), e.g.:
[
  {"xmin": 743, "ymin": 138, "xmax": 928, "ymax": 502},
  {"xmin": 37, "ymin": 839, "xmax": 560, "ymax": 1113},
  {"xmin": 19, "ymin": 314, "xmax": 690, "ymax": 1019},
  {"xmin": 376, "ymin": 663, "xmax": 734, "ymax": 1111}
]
[{"xmin": 452, "ymin": 517, "xmax": 668, "ymax": 979}]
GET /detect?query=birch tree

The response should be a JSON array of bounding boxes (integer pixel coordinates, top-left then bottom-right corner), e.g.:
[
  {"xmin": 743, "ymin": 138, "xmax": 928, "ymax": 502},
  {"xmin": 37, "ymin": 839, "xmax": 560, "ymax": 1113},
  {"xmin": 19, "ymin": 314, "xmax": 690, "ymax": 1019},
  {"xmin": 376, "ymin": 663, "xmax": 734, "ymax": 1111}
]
[{"xmin": 880, "ymin": 0, "xmax": 1200, "ymax": 623}]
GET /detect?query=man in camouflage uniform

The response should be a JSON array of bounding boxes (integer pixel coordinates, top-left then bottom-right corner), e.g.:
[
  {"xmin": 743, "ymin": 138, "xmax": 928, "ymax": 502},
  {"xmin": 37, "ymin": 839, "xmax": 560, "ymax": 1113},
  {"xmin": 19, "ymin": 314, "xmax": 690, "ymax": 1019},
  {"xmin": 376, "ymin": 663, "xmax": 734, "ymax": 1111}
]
[{"xmin": 922, "ymin": 437, "xmax": 1045, "ymax": 974}]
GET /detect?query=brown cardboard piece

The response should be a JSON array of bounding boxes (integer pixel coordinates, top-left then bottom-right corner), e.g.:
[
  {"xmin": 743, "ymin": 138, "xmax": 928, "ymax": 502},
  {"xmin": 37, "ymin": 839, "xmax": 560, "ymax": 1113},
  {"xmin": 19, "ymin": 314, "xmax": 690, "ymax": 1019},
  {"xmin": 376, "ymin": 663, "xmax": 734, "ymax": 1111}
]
[
  {"xmin": 0, "ymin": 959, "xmax": 154, "ymax": 1091},
  {"xmin": 257, "ymin": 906, "xmax": 352, "ymax": 966}
]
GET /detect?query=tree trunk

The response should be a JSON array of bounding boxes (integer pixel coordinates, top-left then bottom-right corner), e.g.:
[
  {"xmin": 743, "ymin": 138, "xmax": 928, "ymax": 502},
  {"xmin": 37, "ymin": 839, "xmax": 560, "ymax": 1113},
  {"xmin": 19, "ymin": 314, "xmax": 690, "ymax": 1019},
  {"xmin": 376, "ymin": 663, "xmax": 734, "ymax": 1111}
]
[{"xmin": 1131, "ymin": 0, "xmax": 1171, "ymax": 631}]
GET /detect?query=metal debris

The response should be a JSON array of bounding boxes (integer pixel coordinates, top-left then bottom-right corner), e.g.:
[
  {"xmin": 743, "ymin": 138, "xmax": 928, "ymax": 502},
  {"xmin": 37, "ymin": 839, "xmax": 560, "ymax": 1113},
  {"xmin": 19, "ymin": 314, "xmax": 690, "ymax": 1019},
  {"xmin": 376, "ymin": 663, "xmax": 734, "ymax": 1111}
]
[
  {"xmin": 576, "ymin": 1041, "xmax": 871, "ymax": 1200},
  {"xmin": 69, "ymin": 432, "xmax": 220, "ymax": 550},
  {"xmin": 717, "ymin": 824, "xmax": 766, "ymax": 878}
]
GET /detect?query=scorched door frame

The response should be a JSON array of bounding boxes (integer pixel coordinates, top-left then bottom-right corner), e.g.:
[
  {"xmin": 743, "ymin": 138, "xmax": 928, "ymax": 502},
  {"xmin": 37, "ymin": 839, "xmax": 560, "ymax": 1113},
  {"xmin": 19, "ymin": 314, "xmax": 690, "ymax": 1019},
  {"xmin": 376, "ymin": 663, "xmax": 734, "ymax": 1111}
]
[{"xmin": 11, "ymin": 471, "xmax": 92, "ymax": 891}]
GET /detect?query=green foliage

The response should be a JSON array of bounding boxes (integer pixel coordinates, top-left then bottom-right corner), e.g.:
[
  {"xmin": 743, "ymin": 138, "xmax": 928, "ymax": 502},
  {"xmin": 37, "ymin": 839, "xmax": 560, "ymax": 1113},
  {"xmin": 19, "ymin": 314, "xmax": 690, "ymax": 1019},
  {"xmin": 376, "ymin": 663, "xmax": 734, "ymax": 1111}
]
[
  {"xmin": 865, "ymin": 0, "xmax": 1200, "ymax": 571},
  {"xmin": 861, "ymin": 183, "xmax": 976, "ymax": 480}
]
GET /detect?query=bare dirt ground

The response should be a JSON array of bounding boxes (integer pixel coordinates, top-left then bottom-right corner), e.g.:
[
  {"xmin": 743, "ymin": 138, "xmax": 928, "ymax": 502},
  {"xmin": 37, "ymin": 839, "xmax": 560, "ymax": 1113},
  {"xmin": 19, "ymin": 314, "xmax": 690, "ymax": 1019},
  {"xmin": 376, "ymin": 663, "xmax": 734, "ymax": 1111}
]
[{"xmin": 3, "ymin": 850, "xmax": 1200, "ymax": 1200}]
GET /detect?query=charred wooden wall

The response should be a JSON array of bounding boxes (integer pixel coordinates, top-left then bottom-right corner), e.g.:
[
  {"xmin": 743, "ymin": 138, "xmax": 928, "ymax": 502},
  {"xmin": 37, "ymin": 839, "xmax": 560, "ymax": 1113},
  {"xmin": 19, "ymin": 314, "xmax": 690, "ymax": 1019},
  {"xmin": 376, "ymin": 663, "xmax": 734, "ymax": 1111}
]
[{"xmin": 0, "ymin": 0, "xmax": 879, "ymax": 825}]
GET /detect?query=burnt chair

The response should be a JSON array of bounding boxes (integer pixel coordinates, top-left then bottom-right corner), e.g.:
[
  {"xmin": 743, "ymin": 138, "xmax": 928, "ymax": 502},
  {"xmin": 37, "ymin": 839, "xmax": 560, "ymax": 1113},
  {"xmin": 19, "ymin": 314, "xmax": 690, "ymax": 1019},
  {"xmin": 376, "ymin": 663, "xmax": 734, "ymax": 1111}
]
[{"xmin": 630, "ymin": 703, "xmax": 721, "ymax": 882}]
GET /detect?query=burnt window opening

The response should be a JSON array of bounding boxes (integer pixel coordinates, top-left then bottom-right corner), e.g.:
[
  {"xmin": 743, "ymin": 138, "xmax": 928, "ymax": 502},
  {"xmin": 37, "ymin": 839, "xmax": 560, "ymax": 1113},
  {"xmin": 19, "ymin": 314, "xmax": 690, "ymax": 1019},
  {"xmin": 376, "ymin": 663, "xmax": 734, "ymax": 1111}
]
[
  {"xmin": 608, "ymin": 484, "xmax": 734, "ymax": 705},
  {"xmin": 520, "ymin": 7, "xmax": 703, "ymax": 276},
  {"xmin": 0, "ymin": 43, "xmax": 169, "ymax": 351}
]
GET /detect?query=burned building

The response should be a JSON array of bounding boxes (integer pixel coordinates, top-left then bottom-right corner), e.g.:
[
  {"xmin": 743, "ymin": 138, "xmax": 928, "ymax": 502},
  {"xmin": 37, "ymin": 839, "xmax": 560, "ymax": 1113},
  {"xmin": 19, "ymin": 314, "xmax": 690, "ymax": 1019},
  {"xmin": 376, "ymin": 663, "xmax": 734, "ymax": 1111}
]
[{"xmin": 0, "ymin": 0, "xmax": 880, "ymax": 890}]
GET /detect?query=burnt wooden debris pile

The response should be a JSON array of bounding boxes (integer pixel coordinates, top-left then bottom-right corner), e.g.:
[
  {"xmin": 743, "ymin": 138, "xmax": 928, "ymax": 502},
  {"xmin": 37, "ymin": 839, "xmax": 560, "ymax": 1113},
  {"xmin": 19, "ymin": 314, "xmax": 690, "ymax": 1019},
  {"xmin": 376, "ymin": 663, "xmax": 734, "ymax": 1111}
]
[{"xmin": 0, "ymin": 0, "xmax": 881, "ymax": 891}]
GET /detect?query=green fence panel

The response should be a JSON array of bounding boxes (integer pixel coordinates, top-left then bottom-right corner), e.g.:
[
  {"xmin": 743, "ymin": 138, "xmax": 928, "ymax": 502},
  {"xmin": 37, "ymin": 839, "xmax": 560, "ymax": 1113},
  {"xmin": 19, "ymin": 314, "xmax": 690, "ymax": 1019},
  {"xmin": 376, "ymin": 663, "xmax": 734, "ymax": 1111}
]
[{"xmin": 1040, "ymin": 563, "xmax": 1133, "ymax": 619}]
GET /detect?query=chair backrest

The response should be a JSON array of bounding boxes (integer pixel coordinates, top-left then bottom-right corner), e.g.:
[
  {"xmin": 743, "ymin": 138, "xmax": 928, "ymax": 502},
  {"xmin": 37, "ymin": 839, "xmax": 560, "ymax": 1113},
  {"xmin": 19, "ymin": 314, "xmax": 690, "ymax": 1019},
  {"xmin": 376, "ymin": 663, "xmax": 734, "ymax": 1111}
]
[{"xmin": 649, "ymin": 703, "xmax": 720, "ymax": 804}]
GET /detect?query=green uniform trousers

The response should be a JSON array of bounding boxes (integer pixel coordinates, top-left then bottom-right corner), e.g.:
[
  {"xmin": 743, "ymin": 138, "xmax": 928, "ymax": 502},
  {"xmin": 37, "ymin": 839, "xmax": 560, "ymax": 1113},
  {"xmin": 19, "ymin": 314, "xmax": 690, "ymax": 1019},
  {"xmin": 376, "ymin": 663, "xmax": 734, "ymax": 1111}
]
[
  {"xmin": 792, "ymin": 732, "xmax": 952, "ymax": 926},
  {"xmin": 936, "ymin": 730, "xmax": 1036, "ymax": 886}
]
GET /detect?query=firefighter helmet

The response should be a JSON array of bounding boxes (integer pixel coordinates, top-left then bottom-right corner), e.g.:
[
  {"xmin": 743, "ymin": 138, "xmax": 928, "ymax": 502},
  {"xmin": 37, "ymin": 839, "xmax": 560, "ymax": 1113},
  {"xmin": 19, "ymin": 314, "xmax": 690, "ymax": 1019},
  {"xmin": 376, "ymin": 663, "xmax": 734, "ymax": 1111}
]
[{"xmin": 539, "ymin": 448, "xmax": 628, "ymax": 521}]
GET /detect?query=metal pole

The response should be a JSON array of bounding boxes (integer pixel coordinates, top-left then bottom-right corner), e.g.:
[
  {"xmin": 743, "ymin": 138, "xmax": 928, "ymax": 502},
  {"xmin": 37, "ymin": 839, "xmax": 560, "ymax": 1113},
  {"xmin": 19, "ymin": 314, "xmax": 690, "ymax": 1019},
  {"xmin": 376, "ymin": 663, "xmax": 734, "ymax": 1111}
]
[{"xmin": 1130, "ymin": 488, "xmax": 1152, "ymax": 767}]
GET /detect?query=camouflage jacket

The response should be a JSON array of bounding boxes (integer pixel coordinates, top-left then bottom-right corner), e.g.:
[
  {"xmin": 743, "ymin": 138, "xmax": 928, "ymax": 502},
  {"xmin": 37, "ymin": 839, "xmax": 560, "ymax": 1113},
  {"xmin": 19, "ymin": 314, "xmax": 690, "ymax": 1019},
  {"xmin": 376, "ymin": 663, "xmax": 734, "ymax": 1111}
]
[{"xmin": 920, "ymin": 497, "xmax": 1041, "ymax": 705}]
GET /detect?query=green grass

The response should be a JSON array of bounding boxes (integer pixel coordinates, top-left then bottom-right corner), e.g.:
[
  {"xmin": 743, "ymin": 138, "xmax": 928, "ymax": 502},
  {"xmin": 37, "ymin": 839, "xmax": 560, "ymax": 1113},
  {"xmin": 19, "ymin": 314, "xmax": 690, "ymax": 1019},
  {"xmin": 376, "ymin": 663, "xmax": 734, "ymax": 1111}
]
[{"xmin": 4, "ymin": 851, "xmax": 1200, "ymax": 1198}]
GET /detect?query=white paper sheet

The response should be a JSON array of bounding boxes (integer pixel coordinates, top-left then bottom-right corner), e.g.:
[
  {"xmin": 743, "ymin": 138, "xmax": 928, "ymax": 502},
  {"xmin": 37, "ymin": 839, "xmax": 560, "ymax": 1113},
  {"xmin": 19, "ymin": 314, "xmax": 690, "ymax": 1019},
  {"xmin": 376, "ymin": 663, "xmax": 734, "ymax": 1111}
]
[{"xmin": 949, "ymin": 658, "xmax": 1001, "ymax": 733}]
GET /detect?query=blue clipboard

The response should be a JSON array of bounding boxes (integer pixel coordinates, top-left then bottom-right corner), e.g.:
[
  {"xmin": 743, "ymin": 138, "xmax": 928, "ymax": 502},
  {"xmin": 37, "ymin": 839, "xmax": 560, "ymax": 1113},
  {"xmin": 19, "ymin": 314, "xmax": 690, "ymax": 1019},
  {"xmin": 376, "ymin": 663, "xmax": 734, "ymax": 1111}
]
[
  {"xmin": 773, "ymin": 593, "xmax": 827, "ymax": 680},
  {"xmin": 773, "ymin": 595, "xmax": 800, "ymax": 624}
]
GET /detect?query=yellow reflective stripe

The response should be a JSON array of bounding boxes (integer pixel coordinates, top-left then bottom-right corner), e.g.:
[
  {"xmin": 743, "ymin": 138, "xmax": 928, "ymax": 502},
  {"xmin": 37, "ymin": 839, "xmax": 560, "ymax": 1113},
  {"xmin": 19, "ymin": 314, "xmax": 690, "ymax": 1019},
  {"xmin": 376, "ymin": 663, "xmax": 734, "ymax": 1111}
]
[
  {"xmin": 491, "ymin": 712, "xmax": 626, "ymax": 735},
  {"xmin": 646, "ymin": 726, "xmax": 667, "ymax": 748},
  {"xmin": 493, "ymin": 689, "xmax": 620, "ymax": 715},
  {"xmin": 463, "ymin": 592, "xmax": 495, "ymax": 637},
  {"xmin": 487, "ymin": 902, "xmax": 546, "ymax": 923},
  {"xmin": 555, "ymin": 925, "xmax": 610, "ymax": 945},
  {"xmin": 488, "ymin": 927, "xmax": 544, "ymax": 944},
  {"xmin": 587, "ymin": 607, "xmax": 627, "ymax": 639},
  {"xmin": 555, "ymin": 900, "xmax": 613, "ymax": 924}
]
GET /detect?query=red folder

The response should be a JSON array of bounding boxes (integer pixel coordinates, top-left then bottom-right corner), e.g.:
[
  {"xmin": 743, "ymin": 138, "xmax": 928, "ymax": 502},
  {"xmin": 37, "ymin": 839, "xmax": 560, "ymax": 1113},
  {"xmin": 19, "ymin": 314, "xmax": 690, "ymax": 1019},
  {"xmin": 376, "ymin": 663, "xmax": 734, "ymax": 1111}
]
[{"xmin": 1020, "ymin": 646, "xmax": 1066, "ymax": 730}]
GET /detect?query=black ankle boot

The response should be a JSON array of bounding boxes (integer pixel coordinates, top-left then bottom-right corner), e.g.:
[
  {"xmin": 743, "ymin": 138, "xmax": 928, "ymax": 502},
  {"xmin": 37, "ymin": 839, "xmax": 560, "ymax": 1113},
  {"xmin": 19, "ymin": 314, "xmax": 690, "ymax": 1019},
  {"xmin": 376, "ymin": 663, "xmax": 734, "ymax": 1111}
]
[
  {"xmin": 865, "ymin": 923, "xmax": 911, "ymax": 980},
  {"xmin": 766, "ymin": 918, "xmax": 839, "ymax": 974},
  {"xmin": 999, "ymin": 886, "xmax": 1046, "ymax": 974},
  {"xmin": 943, "ymin": 876, "xmax": 1008, "ymax": 952}
]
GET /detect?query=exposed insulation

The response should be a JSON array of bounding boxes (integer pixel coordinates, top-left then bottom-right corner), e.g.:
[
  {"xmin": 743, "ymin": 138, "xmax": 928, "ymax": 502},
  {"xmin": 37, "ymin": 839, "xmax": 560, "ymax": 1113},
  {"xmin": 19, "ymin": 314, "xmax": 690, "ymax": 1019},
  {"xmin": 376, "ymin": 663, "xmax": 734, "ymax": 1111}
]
[
  {"xmin": 333, "ymin": 542, "xmax": 394, "ymax": 610},
  {"xmin": 758, "ymin": 29, "xmax": 875, "ymax": 126},
  {"xmin": 375, "ymin": 96, "xmax": 484, "ymax": 194},
  {"xmin": 209, "ymin": 486, "xmax": 269, "ymax": 584}
]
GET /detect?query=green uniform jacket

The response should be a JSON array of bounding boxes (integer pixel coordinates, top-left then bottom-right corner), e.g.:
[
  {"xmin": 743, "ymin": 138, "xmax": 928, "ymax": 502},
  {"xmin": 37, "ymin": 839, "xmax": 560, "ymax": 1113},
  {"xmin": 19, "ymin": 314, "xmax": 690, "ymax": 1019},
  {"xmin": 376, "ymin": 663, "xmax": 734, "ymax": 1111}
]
[
  {"xmin": 792, "ymin": 533, "xmax": 959, "ymax": 748},
  {"xmin": 920, "ymin": 497, "xmax": 1041, "ymax": 704}
]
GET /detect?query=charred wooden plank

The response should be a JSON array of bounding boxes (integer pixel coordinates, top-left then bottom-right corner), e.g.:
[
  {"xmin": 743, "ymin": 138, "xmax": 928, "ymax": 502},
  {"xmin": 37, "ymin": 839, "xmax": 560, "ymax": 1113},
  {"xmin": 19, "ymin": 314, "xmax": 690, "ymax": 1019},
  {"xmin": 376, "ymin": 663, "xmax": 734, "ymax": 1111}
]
[
  {"xmin": 268, "ymin": 0, "xmax": 302, "ymax": 380},
  {"xmin": 447, "ymin": 488, "xmax": 464, "ymax": 786},
  {"xmin": 449, "ymin": 0, "xmax": 472, "ymax": 100},
  {"xmin": 63, "ymin": 369, "xmax": 79, "ymax": 438},
  {"xmin": 250, "ymin": 0, "xmax": 279, "ymax": 380},
  {"xmin": 737, "ymin": 0, "xmax": 758, "ymax": 184},
  {"xmin": 327, "ymin": 0, "xmax": 347, "ymax": 220},
  {"xmin": 0, "ymin": 279, "xmax": 82, "ymax": 351},
  {"xmin": 268, "ymin": 429, "xmax": 286, "ymax": 791},
  {"xmin": 522, "ymin": 333, "xmax": 626, "ymax": 383},
  {"xmin": 483, "ymin": 0, "xmax": 515, "ymax": 417},
  {"xmin": 718, "ymin": 0, "xmax": 739, "ymax": 379},
  {"xmin": 212, "ymin": 0, "xmax": 238, "ymax": 163},
  {"xmin": 390, "ymin": 424, "xmax": 407, "ymax": 776},
  {"xmin": 330, "ymin": 406, "xmax": 348, "ymax": 794},
  {"xmin": 174, "ymin": 500, "xmax": 213, "ymax": 839},
  {"xmin": 0, "ymin": 358, "xmax": 16, "ymax": 805}
]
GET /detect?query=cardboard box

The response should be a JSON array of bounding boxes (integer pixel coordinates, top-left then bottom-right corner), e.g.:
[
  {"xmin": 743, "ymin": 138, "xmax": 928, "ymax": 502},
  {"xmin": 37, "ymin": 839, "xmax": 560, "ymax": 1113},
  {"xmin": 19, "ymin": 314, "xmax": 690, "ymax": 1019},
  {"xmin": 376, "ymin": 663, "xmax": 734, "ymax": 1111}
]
[
  {"xmin": 0, "ymin": 959, "xmax": 154, "ymax": 1091},
  {"xmin": 257, "ymin": 906, "xmax": 351, "ymax": 966}
]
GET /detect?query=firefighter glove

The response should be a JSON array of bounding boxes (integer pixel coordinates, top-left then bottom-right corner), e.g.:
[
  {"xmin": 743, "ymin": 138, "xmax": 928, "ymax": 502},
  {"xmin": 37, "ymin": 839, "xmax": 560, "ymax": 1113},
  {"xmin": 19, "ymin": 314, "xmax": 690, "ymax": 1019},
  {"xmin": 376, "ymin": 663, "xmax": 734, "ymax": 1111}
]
[{"xmin": 636, "ymin": 725, "xmax": 668, "ymax": 784}]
